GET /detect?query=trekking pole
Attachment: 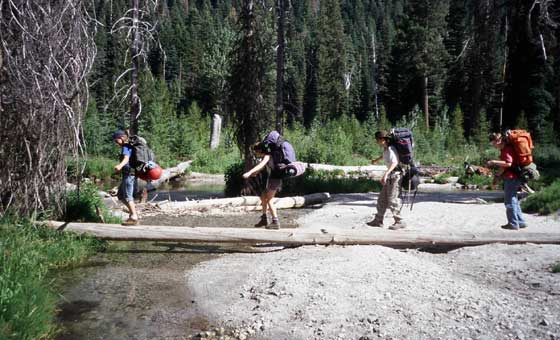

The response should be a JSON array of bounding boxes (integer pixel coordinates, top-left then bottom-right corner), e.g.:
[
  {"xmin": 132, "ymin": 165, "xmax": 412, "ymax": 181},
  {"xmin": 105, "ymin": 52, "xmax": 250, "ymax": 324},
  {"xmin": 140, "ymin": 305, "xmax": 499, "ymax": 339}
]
[{"xmin": 410, "ymin": 189, "xmax": 418, "ymax": 211}]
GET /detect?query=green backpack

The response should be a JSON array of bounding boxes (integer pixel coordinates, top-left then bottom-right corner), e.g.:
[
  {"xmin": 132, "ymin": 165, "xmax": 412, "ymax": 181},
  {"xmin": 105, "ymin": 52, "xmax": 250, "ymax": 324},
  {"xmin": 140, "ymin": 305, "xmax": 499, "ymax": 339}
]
[{"xmin": 128, "ymin": 135, "xmax": 156, "ymax": 171}]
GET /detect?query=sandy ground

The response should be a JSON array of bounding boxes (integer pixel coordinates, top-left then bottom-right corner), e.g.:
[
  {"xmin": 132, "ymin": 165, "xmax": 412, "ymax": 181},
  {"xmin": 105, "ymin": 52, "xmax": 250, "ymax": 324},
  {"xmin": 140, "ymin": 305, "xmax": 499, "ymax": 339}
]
[{"xmin": 186, "ymin": 187, "xmax": 560, "ymax": 340}]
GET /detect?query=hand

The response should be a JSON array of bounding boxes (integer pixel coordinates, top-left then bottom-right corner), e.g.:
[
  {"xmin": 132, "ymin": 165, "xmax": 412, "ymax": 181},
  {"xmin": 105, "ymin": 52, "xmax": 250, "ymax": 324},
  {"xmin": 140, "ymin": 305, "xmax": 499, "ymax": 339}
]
[
  {"xmin": 242, "ymin": 172, "xmax": 251, "ymax": 179},
  {"xmin": 486, "ymin": 160, "xmax": 494, "ymax": 167},
  {"xmin": 381, "ymin": 174, "xmax": 388, "ymax": 185},
  {"xmin": 114, "ymin": 165, "xmax": 122, "ymax": 173}
]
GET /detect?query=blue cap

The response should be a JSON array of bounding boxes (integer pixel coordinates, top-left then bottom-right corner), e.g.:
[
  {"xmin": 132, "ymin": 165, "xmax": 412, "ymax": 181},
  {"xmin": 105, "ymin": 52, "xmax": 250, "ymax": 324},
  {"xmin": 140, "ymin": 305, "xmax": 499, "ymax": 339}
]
[{"xmin": 112, "ymin": 130, "xmax": 126, "ymax": 140}]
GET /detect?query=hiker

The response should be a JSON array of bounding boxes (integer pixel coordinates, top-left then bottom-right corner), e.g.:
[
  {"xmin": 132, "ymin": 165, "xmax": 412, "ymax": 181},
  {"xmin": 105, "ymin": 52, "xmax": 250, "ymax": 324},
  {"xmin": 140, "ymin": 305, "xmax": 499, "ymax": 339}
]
[
  {"xmin": 367, "ymin": 130, "xmax": 406, "ymax": 230},
  {"xmin": 487, "ymin": 132, "xmax": 528, "ymax": 230},
  {"xmin": 242, "ymin": 131, "xmax": 303, "ymax": 230},
  {"xmin": 112, "ymin": 130, "xmax": 139, "ymax": 226}
]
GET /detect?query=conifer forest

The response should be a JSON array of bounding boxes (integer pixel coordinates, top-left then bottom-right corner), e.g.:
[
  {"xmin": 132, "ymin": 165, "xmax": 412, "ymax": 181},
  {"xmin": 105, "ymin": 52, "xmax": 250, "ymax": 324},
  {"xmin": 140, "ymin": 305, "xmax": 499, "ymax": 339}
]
[{"xmin": 1, "ymin": 0, "xmax": 560, "ymax": 213}]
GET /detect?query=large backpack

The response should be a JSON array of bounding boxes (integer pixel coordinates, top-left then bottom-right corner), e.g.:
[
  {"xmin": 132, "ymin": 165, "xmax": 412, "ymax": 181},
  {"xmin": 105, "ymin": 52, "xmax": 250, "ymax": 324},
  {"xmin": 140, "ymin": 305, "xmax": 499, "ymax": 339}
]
[
  {"xmin": 505, "ymin": 129, "xmax": 539, "ymax": 182},
  {"xmin": 505, "ymin": 129, "xmax": 533, "ymax": 166},
  {"xmin": 262, "ymin": 131, "xmax": 303, "ymax": 178},
  {"xmin": 389, "ymin": 128, "xmax": 414, "ymax": 165},
  {"xmin": 128, "ymin": 135, "xmax": 156, "ymax": 172}
]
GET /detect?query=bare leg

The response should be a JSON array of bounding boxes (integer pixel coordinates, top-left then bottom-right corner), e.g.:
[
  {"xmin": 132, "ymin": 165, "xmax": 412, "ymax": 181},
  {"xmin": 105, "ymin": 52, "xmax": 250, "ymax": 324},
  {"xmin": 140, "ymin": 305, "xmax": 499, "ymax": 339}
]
[{"xmin": 125, "ymin": 200, "xmax": 138, "ymax": 220}]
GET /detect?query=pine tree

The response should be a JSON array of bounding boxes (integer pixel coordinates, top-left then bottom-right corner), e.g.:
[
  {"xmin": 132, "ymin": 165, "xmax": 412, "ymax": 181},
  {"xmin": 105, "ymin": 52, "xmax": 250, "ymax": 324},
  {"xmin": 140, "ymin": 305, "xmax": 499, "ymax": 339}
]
[
  {"xmin": 316, "ymin": 0, "xmax": 348, "ymax": 120},
  {"xmin": 228, "ymin": 0, "xmax": 275, "ymax": 165}
]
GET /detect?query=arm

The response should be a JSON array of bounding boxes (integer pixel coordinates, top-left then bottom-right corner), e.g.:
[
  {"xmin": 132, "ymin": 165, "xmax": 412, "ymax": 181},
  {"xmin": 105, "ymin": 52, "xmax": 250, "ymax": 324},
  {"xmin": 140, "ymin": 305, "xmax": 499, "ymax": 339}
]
[
  {"xmin": 487, "ymin": 159, "xmax": 512, "ymax": 169},
  {"xmin": 381, "ymin": 159, "xmax": 399, "ymax": 185},
  {"xmin": 242, "ymin": 155, "xmax": 271, "ymax": 179},
  {"xmin": 371, "ymin": 154, "xmax": 383, "ymax": 164},
  {"xmin": 114, "ymin": 155, "xmax": 130, "ymax": 172}
]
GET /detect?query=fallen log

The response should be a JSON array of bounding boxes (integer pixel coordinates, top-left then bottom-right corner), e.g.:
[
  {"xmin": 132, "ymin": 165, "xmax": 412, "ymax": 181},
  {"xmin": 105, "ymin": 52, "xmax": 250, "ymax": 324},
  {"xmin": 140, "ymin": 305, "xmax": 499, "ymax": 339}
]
[
  {"xmin": 43, "ymin": 221, "xmax": 560, "ymax": 247},
  {"xmin": 155, "ymin": 192, "xmax": 331, "ymax": 211},
  {"xmin": 143, "ymin": 160, "xmax": 192, "ymax": 190}
]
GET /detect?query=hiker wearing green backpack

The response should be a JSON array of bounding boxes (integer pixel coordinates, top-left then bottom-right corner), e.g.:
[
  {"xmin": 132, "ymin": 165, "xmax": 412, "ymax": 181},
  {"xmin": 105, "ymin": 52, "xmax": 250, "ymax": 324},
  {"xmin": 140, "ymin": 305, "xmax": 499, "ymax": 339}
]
[
  {"xmin": 112, "ymin": 130, "xmax": 139, "ymax": 226},
  {"xmin": 487, "ymin": 132, "xmax": 528, "ymax": 230},
  {"xmin": 367, "ymin": 130, "xmax": 406, "ymax": 230}
]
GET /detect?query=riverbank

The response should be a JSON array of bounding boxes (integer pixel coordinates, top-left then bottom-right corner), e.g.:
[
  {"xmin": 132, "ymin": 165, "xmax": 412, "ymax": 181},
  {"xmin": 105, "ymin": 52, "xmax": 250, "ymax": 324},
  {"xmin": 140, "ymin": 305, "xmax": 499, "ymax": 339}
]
[{"xmin": 186, "ymin": 191, "xmax": 560, "ymax": 340}]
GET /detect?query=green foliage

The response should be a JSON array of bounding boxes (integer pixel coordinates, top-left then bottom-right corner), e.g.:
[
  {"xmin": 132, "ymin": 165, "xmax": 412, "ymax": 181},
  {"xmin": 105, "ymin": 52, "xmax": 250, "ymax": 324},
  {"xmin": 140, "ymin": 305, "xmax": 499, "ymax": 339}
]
[
  {"xmin": 73, "ymin": 156, "xmax": 116, "ymax": 181},
  {"xmin": 191, "ymin": 145, "xmax": 240, "ymax": 174},
  {"xmin": 317, "ymin": 0, "xmax": 349, "ymax": 119},
  {"xmin": 0, "ymin": 215, "xmax": 101, "ymax": 340},
  {"xmin": 472, "ymin": 109, "xmax": 491, "ymax": 151},
  {"xmin": 433, "ymin": 173, "xmax": 451, "ymax": 184},
  {"xmin": 281, "ymin": 168, "xmax": 382, "ymax": 195},
  {"xmin": 552, "ymin": 263, "xmax": 560, "ymax": 274},
  {"xmin": 457, "ymin": 173, "xmax": 494, "ymax": 188},
  {"xmin": 224, "ymin": 161, "xmax": 245, "ymax": 197},
  {"xmin": 516, "ymin": 111, "xmax": 529, "ymax": 130},
  {"xmin": 63, "ymin": 182, "xmax": 121, "ymax": 223},
  {"xmin": 521, "ymin": 179, "xmax": 560, "ymax": 215}
]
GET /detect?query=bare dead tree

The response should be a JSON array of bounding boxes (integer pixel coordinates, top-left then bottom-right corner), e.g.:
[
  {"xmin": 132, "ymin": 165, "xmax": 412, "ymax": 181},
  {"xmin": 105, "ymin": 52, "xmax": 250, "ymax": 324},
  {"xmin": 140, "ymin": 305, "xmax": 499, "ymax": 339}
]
[
  {"xmin": 110, "ymin": 0, "xmax": 159, "ymax": 135},
  {"xmin": 0, "ymin": 0, "xmax": 96, "ymax": 216}
]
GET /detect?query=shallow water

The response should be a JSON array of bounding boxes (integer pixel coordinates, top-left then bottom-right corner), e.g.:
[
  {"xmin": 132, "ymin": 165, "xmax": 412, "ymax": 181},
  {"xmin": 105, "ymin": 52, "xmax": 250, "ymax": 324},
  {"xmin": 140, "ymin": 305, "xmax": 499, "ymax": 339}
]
[{"xmin": 55, "ymin": 178, "xmax": 311, "ymax": 339}]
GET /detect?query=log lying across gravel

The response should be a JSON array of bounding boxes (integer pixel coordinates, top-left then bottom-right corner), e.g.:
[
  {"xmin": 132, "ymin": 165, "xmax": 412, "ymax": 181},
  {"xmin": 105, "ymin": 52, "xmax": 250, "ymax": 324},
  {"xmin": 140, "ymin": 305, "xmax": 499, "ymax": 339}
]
[
  {"xmin": 43, "ymin": 220, "xmax": 560, "ymax": 247},
  {"xmin": 154, "ymin": 192, "xmax": 331, "ymax": 211}
]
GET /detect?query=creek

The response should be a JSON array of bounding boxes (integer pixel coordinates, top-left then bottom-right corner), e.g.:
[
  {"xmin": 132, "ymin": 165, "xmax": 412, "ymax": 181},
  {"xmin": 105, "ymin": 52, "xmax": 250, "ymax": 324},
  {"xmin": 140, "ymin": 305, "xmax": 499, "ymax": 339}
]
[{"xmin": 54, "ymin": 179, "xmax": 309, "ymax": 340}]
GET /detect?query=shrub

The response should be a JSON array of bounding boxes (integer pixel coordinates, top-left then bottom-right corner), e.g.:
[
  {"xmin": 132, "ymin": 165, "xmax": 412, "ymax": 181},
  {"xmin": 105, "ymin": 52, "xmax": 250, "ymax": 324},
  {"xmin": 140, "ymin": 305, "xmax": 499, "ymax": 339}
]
[
  {"xmin": 521, "ymin": 179, "xmax": 560, "ymax": 215},
  {"xmin": 281, "ymin": 168, "xmax": 382, "ymax": 195},
  {"xmin": 552, "ymin": 263, "xmax": 560, "ymax": 273},
  {"xmin": 224, "ymin": 161, "xmax": 245, "ymax": 197},
  {"xmin": 63, "ymin": 182, "xmax": 121, "ymax": 223},
  {"xmin": 457, "ymin": 173, "xmax": 494, "ymax": 188}
]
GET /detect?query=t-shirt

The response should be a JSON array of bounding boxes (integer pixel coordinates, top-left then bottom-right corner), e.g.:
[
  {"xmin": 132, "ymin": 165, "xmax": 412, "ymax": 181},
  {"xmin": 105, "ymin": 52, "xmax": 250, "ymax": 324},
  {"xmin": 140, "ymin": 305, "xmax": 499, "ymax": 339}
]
[
  {"xmin": 120, "ymin": 144, "xmax": 133, "ymax": 174},
  {"xmin": 383, "ymin": 145, "xmax": 399, "ymax": 166},
  {"xmin": 501, "ymin": 145, "xmax": 518, "ymax": 179}
]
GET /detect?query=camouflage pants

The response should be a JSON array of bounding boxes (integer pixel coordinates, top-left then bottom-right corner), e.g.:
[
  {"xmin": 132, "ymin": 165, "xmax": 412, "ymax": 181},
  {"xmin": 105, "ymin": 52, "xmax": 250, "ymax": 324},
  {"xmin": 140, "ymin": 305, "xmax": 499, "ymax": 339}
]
[{"xmin": 374, "ymin": 172, "xmax": 402, "ymax": 223}]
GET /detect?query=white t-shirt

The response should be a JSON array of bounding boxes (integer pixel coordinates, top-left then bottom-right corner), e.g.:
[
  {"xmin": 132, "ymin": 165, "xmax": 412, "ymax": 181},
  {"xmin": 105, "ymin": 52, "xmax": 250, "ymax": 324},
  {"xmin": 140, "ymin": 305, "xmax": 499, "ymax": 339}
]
[{"xmin": 383, "ymin": 145, "xmax": 399, "ymax": 166}]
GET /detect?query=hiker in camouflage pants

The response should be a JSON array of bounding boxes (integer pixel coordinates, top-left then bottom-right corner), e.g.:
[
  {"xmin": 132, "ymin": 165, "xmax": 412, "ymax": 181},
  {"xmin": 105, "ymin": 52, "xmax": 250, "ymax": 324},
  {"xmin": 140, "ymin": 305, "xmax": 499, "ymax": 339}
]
[{"xmin": 367, "ymin": 130, "xmax": 406, "ymax": 230}]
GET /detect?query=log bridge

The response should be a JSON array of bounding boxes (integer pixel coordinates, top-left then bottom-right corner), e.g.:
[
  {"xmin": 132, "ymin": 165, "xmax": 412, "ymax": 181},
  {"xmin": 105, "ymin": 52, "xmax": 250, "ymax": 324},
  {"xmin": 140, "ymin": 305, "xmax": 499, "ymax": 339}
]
[{"xmin": 44, "ymin": 221, "xmax": 560, "ymax": 249}]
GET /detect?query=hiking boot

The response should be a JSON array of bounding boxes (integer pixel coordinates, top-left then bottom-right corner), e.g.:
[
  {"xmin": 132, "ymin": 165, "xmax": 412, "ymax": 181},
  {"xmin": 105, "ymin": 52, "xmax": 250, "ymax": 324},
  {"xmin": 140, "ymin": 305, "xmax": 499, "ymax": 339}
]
[
  {"xmin": 389, "ymin": 221, "xmax": 406, "ymax": 230},
  {"xmin": 122, "ymin": 218, "xmax": 139, "ymax": 226},
  {"xmin": 266, "ymin": 220, "xmax": 280, "ymax": 230},
  {"xmin": 366, "ymin": 220, "xmax": 383, "ymax": 228},
  {"xmin": 500, "ymin": 223, "xmax": 519, "ymax": 230},
  {"xmin": 254, "ymin": 216, "xmax": 268, "ymax": 228}
]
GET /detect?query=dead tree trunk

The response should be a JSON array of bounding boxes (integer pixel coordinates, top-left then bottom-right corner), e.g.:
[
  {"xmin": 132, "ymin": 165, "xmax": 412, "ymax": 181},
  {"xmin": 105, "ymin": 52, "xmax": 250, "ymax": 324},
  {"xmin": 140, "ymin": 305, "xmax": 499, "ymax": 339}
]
[
  {"xmin": 210, "ymin": 114, "xmax": 222, "ymax": 149},
  {"xmin": 423, "ymin": 75, "xmax": 429, "ymax": 130},
  {"xmin": 0, "ymin": 0, "xmax": 95, "ymax": 215},
  {"xmin": 130, "ymin": 0, "xmax": 141, "ymax": 135}
]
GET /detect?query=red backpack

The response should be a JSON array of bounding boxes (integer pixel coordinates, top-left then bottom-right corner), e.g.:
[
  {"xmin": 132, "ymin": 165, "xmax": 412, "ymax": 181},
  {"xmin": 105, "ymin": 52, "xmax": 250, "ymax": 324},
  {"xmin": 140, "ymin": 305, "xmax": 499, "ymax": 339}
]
[{"xmin": 506, "ymin": 129, "xmax": 533, "ymax": 166}]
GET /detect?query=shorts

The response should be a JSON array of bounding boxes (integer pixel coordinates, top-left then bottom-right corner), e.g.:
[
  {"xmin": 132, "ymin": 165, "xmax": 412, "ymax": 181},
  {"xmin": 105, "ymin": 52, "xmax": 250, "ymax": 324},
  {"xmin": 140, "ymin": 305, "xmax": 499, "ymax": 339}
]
[
  {"xmin": 266, "ymin": 177, "xmax": 282, "ymax": 192},
  {"xmin": 117, "ymin": 174, "xmax": 137, "ymax": 202}
]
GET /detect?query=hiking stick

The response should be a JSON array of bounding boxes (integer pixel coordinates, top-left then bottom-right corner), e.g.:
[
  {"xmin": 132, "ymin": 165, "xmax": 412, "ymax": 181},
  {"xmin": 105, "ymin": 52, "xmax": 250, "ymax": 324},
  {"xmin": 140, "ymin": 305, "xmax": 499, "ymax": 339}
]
[{"xmin": 410, "ymin": 189, "xmax": 418, "ymax": 211}]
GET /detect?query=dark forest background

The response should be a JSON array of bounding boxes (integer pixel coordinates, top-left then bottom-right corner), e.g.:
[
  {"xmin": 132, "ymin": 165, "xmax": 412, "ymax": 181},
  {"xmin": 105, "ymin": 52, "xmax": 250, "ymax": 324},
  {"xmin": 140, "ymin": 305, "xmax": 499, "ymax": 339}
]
[{"xmin": 84, "ymin": 0, "xmax": 560, "ymax": 171}]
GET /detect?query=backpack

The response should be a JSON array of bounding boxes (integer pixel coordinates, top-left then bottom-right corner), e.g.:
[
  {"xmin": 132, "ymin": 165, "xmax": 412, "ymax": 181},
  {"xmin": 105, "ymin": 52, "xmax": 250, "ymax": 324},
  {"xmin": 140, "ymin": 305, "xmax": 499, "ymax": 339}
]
[
  {"xmin": 505, "ymin": 129, "xmax": 533, "ymax": 166},
  {"xmin": 128, "ymin": 135, "xmax": 156, "ymax": 172},
  {"xmin": 389, "ymin": 128, "xmax": 414, "ymax": 165},
  {"xmin": 262, "ymin": 131, "xmax": 303, "ymax": 178}
]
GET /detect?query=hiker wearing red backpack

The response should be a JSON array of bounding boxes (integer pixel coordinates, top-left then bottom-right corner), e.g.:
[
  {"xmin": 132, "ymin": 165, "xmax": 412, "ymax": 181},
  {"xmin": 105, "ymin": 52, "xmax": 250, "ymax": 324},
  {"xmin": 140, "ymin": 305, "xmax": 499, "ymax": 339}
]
[
  {"xmin": 242, "ymin": 131, "xmax": 304, "ymax": 230},
  {"xmin": 367, "ymin": 130, "xmax": 406, "ymax": 230},
  {"xmin": 487, "ymin": 132, "xmax": 528, "ymax": 230}
]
